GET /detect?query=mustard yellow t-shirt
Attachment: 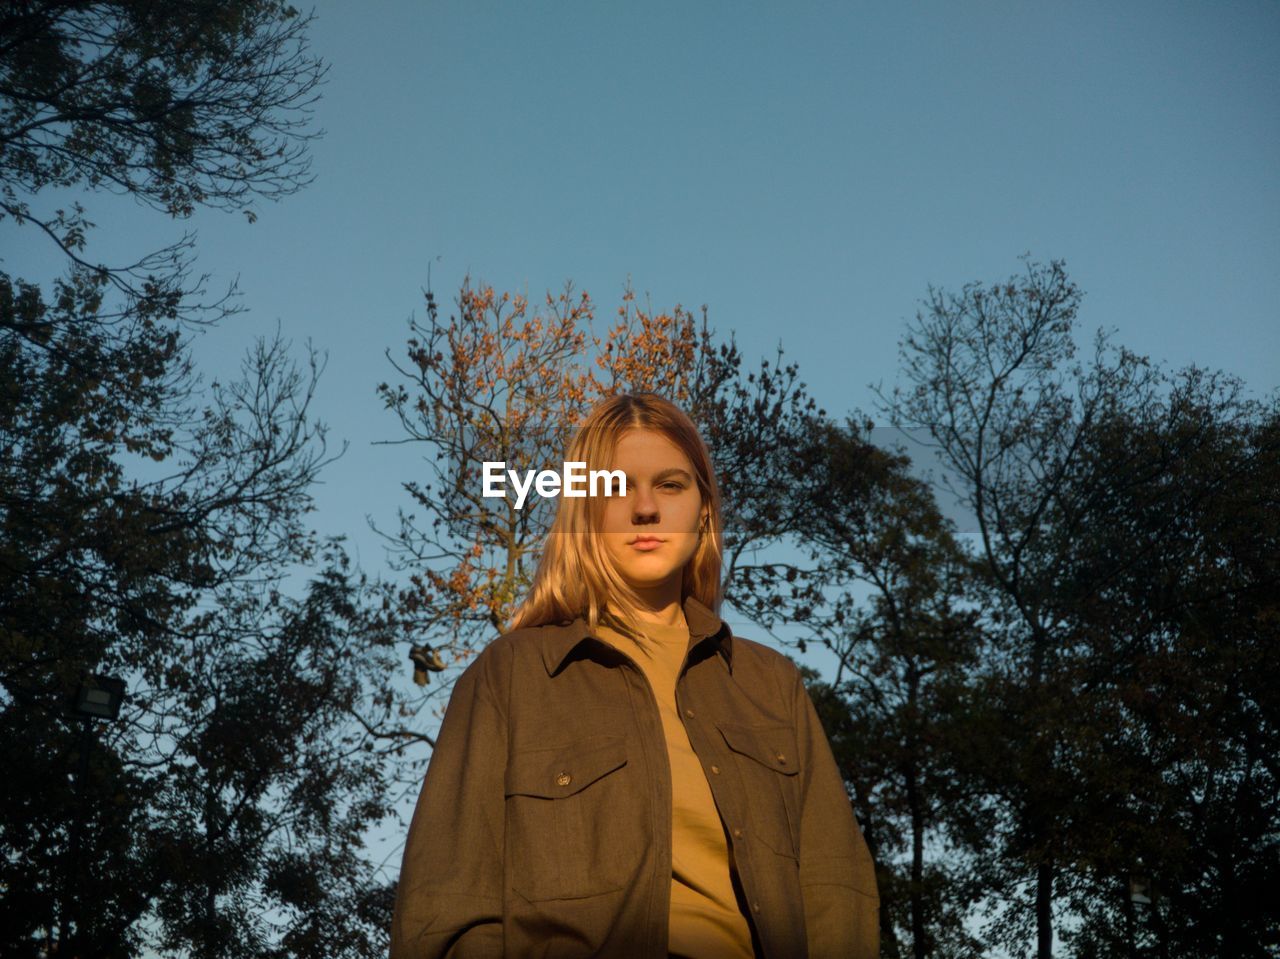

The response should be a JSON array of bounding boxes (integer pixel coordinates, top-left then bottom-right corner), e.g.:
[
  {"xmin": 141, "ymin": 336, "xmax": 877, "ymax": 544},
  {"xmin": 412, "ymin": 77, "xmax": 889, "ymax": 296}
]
[{"xmin": 594, "ymin": 618, "xmax": 756, "ymax": 959}]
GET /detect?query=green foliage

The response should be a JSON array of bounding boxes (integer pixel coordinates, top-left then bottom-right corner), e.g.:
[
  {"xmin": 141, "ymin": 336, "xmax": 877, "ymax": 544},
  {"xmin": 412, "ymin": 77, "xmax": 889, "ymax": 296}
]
[
  {"xmin": 0, "ymin": 269, "xmax": 398, "ymax": 957},
  {"xmin": 875, "ymin": 256, "xmax": 1280, "ymax": 957},
  {"xmin": 1054, "ymin": 374, "xmax": 1280, "ymax": 958},
  {"xmin": 0, "ymin": 4, "xmax": 396, "ymax": 956},
  {"xmin": 0, "ymin": 0, "xmax": 325, "ymax": 219},
  {"xmin": 784, "ymin": 420, "xmax": 987, "ymax": 958}
]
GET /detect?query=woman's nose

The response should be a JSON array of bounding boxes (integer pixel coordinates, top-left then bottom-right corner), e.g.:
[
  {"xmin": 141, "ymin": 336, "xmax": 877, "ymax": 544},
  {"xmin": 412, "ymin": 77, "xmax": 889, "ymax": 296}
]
[{"xmin": 631, "ymin": 485, "xmax": 659, "ymax": 520}]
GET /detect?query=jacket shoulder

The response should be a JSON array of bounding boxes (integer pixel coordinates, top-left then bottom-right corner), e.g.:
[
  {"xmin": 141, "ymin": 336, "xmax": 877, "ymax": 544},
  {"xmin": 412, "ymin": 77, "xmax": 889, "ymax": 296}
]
[
  {"xmin": 727, "ymin": 632, "xmax": 805, "ymax": 691},
  {"xmin": 458, "ymin": 622, "xmax": 561, "ymax": 684},
  {"xmin": 729, "ymin": 632, "xmax": 801, "ymax": 670}
]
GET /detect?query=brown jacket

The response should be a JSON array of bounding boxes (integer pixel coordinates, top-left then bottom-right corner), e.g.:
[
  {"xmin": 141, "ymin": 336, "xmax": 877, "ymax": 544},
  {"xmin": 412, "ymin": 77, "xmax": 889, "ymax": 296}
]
[{"xmin": 390, "ymin": 596, "xmax": 880, "ymax": 958}]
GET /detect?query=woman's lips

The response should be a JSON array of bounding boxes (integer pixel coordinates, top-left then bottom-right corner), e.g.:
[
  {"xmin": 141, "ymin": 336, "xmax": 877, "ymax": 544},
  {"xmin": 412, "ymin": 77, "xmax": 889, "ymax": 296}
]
[{"xmin": 631, "ymin": 539, "xmax": 663, "ymax": 551}]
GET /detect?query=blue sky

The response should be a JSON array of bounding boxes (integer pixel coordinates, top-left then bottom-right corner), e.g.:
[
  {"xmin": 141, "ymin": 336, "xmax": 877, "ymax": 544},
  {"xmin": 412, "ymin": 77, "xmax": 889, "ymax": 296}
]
[
  {"xmin": 9, "ymin": 0, "xmax": 1279, "ymax": 588},
  {"xmin": 8, "ymin": 2, "xmax": 1278, "ymax": 929}
]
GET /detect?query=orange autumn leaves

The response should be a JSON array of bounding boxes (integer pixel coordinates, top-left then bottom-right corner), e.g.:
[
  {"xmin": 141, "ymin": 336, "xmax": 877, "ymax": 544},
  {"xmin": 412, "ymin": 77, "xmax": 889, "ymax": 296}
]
[
  {"xmin": 601, "ymin": 287, "xmax": 703, "ymax": 407},
  {"xmin": 381, "ymin": 279, "xmax": 711, "ymax": 671}
]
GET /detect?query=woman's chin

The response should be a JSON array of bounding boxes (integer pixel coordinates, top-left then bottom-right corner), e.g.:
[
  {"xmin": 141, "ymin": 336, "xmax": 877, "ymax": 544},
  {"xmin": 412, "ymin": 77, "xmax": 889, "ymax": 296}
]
[{"xmin": 617, "ymin": 568, "xmax": 683, "ymax": 591}]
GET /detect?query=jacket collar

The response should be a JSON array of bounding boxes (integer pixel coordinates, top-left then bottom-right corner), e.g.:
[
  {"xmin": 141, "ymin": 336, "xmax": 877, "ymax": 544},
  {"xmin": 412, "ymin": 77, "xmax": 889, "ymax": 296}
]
[{"xmin": 539, "ymin": 594, "xmax": 733, "ymax": 676}]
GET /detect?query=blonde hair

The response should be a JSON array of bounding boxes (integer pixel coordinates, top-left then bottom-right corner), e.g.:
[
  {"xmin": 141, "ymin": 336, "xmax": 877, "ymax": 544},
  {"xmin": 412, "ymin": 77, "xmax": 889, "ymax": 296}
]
[{"xmin": 505, "ymin": 392, "xmax": 723, "ymax": 639}]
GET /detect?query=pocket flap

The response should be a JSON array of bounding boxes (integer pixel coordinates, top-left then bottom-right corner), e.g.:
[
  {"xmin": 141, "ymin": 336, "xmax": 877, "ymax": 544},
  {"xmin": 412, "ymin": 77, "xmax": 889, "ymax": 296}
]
[
  {"xmin": 717, "ymin": 722, "xmax": 800, "ymax": 775},
  {"xmin": 505, "ymin": 735, "xmax": 628, "ymax": 799}
]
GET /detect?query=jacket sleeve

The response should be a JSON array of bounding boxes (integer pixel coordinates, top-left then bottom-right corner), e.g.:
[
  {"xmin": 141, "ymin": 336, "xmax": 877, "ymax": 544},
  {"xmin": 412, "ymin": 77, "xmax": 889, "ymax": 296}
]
[
  {"xmin": 390, "ymin": 652, "xmax": 506, "ymax": 958},
  {"xmin": 791, "ymin": 667, "xmax": 880, "ymax": 959}
]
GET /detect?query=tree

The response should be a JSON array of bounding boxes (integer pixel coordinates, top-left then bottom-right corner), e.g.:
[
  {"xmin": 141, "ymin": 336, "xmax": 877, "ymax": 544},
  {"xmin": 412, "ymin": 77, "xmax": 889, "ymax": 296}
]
[
  {"xmin": 1, "ymin": 0, "xmax": 325, "ymax": 290},
  {"xmin": 1, "ymin": 5, "xmax": 397, "ymax": 956},
  {"xmin": 748, "ymin": 414, "xmax": 986, "ymax": 958},
  {"xmin": 0, "ymin": 272, "xmax": 397, "ymax": 956},
  {"xmin": 878, "ymin": 255, "xmax": 1279, "ymax": 957},
  {"xmin": 367, "ymin": 280, "xmax": 606, "ymax": 768},
  {"xmin": 876, "ymin": 258, "xmax": 1142, "ymax": 955},
  {"xmin": 372, "ymin": 279, "xmax": 832, "ymax": 771},
  {"xmin": 1053, "ymin": 371, "xmax": 1280, "ymax": 958}
]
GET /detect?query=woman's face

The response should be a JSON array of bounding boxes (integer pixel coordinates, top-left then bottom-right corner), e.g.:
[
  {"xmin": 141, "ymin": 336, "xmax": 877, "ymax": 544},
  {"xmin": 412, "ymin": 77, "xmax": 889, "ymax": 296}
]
[{"xmin": 598, "ymin": 428, "xmax": 704, "ymax": 606}]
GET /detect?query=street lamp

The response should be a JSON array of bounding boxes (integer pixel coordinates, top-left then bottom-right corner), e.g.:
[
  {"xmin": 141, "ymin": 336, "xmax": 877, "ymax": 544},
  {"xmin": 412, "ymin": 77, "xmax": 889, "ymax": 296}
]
[
  {"xmin": 61, "ymin": 673, "xmax": 127, "ymax": 953},
  {"xmin": 72, "ymin": 674, "xmax": 126, "ymax": 721}
]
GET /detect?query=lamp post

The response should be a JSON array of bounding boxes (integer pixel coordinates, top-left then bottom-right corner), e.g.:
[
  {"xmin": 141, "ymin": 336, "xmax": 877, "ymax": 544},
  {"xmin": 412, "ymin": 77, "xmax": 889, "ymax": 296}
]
[
  {"xmin": 61, "ymin": 674, "xmax": 126, "ymax": 954},
  {"xmin": 72, "ymin": 675, "xmax": 126, "ymax": 722}
]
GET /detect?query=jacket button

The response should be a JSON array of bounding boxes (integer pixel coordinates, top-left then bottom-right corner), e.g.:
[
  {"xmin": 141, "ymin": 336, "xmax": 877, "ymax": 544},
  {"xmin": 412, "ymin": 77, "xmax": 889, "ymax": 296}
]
[
  {"xmin": 556, "ymin": 772, "xmax": 571, "ymax": 787},
  {"xmin": 733, "ymin": 827, "xmax": 744, "ymax": 839},
  {"xmin": 710, "ymin": 764, "xmax": 720, "ymax": 775},
  {"xmin": 776, "ymin": 753, "xmax": 787, "ymax": 764},
  {"xmin": 684, "ymin": 708, "xmax": 695, "ymax": 719},
  {"xmin": 752, "ymin": 902, "xmax": 761, "ymax": 913}
]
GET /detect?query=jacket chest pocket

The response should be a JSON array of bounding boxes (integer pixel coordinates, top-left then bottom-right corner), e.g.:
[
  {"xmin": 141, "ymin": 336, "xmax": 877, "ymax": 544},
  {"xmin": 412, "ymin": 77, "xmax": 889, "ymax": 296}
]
[
  {"xmin": 717, "ymin": 722, "xmax": 802, "ymax": 860},
  {"xmin": 503, "ymin": 734, "xmax": 634, "ymax": 901}
]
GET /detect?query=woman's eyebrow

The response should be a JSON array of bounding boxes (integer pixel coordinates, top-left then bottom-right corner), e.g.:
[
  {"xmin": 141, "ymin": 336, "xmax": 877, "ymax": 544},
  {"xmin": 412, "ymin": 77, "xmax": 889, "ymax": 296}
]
[{"xmin": 651, "ymin": 468, "xmax": 693, "ymax": 482}]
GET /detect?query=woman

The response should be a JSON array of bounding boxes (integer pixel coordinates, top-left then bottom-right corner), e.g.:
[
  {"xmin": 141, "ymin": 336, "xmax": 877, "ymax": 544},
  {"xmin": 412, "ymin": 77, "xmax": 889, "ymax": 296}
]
[{"xmin": 390, "ymin": 393, "xmax": 879, "ymax": 958}]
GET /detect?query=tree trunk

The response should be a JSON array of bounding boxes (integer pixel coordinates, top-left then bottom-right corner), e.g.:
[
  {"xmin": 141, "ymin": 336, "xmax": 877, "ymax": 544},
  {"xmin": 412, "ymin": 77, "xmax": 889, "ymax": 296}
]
[
  {"xmin": 908, "ymin": 766, "xmax": 926, "ymax": 957},
  {"xmin": 1121, "ymin": 878, "xmax": 1138, "ymax": 959},
  {"xmin": 1036, "ymin": 859, "xmax": 1054, "ymax": 958},
  {"xmin": 907, "ymin": 663, "xmax": 927, "ymax": 957},
  {"xmin": 859, "ymin": 806, "xmax": 902, "ymax": 958}
]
